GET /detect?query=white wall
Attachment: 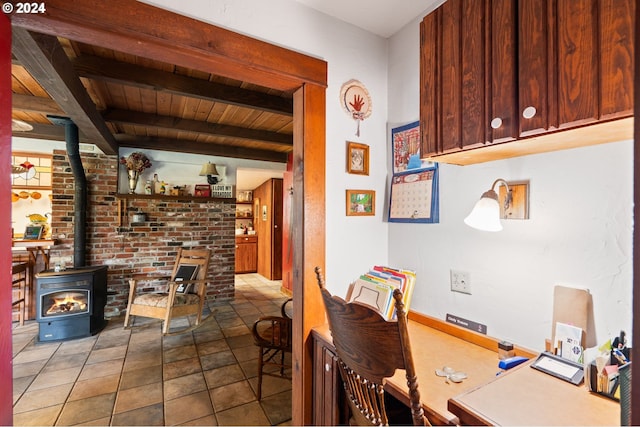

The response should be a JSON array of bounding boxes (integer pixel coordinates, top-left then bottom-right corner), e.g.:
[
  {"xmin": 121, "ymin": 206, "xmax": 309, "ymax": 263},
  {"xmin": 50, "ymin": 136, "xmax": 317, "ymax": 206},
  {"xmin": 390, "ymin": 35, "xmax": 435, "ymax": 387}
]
[
  {"xmin": 387, "ymin": 16, "xmax": 633, "ymax": 351},
  {"xmin": 143, "ymin": 0, "xmax": 392, "ymax": 294}
]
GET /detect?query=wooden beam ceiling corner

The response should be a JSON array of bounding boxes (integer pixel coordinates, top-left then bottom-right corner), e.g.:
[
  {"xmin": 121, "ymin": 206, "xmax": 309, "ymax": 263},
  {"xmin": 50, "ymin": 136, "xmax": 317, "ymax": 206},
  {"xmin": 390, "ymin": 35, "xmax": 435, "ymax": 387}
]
[{"xmin": 11, "ymin": 28, "xmax": 118, "ymax": 154}]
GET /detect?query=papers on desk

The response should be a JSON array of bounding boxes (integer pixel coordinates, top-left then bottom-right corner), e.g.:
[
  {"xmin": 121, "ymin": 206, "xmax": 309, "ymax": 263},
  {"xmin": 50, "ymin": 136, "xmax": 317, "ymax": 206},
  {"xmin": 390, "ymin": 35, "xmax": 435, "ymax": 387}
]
[
  {"xmin": 554, "ymin": 322, "xmax": 583, "ymax": 363},
  {"xmin": 346, "ymin": 266, "xmax": 415, "ymax": 320}
]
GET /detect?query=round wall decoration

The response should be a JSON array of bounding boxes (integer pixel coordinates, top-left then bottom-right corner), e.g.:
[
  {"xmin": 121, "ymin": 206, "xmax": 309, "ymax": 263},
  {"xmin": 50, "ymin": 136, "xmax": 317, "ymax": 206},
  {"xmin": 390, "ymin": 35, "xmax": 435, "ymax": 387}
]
[{"xmin": 340, "ymin": 79, "xmax": 372, "ymax": 136}]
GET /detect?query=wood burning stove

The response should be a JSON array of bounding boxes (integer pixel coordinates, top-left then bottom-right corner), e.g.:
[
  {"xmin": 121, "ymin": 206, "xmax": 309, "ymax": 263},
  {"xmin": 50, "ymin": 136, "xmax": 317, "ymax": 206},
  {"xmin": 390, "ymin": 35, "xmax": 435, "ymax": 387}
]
[{"xmin": 35, "ymin": 265, "xmax": 108, "ymax": 342}]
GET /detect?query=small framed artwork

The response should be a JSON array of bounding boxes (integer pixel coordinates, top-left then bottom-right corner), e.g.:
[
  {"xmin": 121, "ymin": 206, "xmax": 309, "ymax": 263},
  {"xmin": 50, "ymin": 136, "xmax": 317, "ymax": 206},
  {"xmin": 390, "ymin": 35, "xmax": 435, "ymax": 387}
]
[
  {"xmin": 346, "ymin": 190, "xmax": 375, "ymax": 216},
  {"xmin": 346, "ymin": 141, "xmax": 369, "ymax": 175},
  {"xmin": 23, "ymin": 225, "xmax": 44, "ymax": 240}
]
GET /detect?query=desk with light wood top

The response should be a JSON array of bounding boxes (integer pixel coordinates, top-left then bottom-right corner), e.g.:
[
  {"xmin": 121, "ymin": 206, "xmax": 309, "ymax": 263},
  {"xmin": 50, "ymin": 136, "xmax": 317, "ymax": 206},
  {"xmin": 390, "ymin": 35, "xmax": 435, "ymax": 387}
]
[
  {"xmin": 371, "ymin": 314, "xmax": 617, "ymax": 426},
  {"xmin": 447, "ymin": 360, "xmax": 619, "ymax": 426},
  {"xmin": 383, "ymin": 319, "xmax": 503, "ymax": 425}
]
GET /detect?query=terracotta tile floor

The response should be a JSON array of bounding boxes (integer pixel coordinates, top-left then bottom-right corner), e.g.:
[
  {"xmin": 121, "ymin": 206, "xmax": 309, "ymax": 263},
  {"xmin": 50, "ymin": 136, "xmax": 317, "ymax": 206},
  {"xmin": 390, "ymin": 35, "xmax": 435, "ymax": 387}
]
[{"xmin": 12, "ymin": 274, "xmax": 292, "ymax": 426}]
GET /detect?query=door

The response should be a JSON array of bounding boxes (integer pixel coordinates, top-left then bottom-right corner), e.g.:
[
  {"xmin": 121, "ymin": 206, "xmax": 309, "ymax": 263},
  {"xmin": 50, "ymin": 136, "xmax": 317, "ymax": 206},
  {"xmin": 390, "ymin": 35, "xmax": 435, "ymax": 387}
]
[{"xmin": 0, "ymin": 13, "xmax": 14, "ymax": 425}]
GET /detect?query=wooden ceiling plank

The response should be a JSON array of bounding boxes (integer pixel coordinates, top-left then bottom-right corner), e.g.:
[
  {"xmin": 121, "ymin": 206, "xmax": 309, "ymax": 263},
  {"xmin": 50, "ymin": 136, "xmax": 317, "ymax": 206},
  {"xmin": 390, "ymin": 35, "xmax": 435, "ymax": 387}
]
[
  {"xmin": 11, "ymin": 28, "xmax": 118, "ymax": 154},
  {"xmin": 12, "ymin": 93, "xmax": 65, "ymax": 116},
  {"xmin": 10, "ymin": 0, "xmax": 327, "ymax": 91},
  {"xmin": 72, "ymin": 55, "xmax": 293, "ymax": 116},
  {"xmin": 116, "ymin": 135, "xmax": 288, "ymax": 163},
  {"xmin": 104, "ymin": 109, "xmax": 292, "ymax": 147}
]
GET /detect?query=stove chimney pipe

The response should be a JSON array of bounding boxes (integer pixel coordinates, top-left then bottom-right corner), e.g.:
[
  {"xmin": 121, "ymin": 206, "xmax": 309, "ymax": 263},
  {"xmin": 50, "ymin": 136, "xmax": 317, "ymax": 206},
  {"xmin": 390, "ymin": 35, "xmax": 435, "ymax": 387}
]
[{"xmin": 48, "ymin": 116, "xmax": 86, "ymax": 268}]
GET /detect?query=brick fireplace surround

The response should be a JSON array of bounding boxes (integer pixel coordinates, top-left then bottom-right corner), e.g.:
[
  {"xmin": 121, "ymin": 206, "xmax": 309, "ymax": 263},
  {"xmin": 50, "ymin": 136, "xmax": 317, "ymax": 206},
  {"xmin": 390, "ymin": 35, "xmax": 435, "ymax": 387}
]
[{"xmin": 49, "ymin": 149, "xmax": 236, "ymax": 318}]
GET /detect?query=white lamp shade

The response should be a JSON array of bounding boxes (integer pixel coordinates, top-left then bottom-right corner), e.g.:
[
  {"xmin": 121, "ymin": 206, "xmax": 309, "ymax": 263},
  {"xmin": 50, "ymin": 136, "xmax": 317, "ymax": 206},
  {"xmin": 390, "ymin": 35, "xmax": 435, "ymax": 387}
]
[{"xmin": 464, "ymin": 190, "xmax": 502, "ymax": 232}]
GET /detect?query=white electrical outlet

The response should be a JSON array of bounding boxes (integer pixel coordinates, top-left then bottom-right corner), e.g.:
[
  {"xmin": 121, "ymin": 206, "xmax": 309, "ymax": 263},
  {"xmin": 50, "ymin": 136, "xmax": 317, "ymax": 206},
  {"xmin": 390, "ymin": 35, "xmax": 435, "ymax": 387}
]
[{"xmin": 450, "ymin": 270, "xmax": 471, "ymax": 294}]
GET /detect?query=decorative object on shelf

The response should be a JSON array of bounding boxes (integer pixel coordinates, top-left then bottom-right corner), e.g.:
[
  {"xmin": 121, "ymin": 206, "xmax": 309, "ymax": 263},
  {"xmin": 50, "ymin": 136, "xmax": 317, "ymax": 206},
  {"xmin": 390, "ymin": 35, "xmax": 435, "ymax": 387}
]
[
  {"xmin": 199, "ymin": 162, "xmax": 220, "ymax": 185},
  {"xmin": 127, "ymin": 170, "xmax": 139, "ymax": 194},
  {"xmin": 346, "ymin": 141, "xmax": 369, "ymax": 175},
  {"xmin": 464, "ymin": 178, "xmax": 529, "ymax": 232},
  {"xmin": 340, "ymin": 79, "xmax": 372, "ymax": 137},
  {"xmin": 211, "ymin": 184, "xmax": 233, "ymax": 198},
  {"xmin": 346, "ymin": 189, "xmax": 375, "ymax": 216},
  {"xmin": 194, "ymin": 184, "xmax": 211, "ymax": 197},
  {"xmin": 120, "ymin": 152, "xmax": 152, "ymax": 194}
]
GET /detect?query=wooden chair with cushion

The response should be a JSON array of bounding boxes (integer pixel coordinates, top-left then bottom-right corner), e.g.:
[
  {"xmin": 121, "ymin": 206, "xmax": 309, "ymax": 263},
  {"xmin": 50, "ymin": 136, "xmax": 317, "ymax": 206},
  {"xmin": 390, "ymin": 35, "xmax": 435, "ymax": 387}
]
[
  {"xmin": 252, "ymin": 298, "xmax": 292, "ymax": 400},
  {"xmin": 124, "ymin": 248, "xmax": 210, "ymax": 335},
  {"xmin": 315, "ymin": 267, "xmax": 431, "ymax": 426}
]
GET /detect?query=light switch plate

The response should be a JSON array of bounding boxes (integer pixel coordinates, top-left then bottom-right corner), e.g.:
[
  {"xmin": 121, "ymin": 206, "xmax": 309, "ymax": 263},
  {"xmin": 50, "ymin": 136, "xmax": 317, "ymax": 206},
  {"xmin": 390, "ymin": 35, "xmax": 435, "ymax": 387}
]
[{"xmin": 450, "ymin": 270, "xmax": 471, "ymax": 294}]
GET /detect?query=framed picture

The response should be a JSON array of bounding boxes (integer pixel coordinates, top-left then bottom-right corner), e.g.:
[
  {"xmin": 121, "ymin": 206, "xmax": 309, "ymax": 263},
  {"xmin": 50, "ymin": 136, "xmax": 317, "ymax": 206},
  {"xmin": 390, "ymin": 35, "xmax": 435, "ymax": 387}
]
[
  {"xmin": 392, "ymin": 121, "xmax": 433, "ymax": 174},
  {"xmin": 346, "ymin": 141, "xmax": 369, "ymax": 175},
  {"xmin": 23, "ymin": 225, "xmax": 44, "ymax": 240},
  {"xmin": 388, "ymin": 165, "xmax": 439, "ymax": 223},
  {"xmin": 346, "ymin": 190, "xmax": 375, "ymax": 216}
]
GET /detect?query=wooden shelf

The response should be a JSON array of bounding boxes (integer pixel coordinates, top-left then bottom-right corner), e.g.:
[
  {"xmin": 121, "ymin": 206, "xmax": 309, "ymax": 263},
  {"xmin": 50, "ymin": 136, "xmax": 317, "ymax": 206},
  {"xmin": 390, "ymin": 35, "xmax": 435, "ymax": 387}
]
[{"xmin": 116, "ymin": 193, "xmax": 236, "ymax": 203}]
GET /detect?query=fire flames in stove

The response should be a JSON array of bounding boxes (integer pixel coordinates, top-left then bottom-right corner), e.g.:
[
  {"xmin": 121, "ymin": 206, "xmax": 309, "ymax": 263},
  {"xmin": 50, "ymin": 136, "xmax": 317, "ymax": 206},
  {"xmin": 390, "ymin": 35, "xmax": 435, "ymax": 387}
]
[{"xmin": 45, "ymin": 292, "xmax": 88, "ymax": 316}]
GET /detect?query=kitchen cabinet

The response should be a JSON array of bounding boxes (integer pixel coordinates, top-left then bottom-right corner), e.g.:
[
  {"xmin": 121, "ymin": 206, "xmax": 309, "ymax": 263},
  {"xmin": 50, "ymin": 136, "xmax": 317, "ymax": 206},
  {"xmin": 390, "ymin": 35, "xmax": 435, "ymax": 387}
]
[
  {"xmin": 312, "ymin": 328, "xmax": 347, "ymax": 426},
  {"xmin": 420, "ymin": 0, "xmax": 634, "ymax": 164},
  {"xmin": 235, "ymin": 235, "xmax": 257, "ymax": 273}
]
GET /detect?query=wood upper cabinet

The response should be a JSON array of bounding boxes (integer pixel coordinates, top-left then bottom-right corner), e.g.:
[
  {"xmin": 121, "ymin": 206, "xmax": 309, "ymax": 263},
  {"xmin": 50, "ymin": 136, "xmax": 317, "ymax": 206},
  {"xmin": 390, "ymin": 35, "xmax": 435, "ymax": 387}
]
[{"xmin": 420, "ymin": 0, "xmax": 634, "ymax": 162}]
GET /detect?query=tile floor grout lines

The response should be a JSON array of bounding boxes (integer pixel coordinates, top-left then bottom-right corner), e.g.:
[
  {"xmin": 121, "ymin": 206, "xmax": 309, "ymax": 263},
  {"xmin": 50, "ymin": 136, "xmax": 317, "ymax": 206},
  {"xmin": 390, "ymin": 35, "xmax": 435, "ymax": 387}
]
[{"xmin": 12, "ymin": 274, "xmax": 292, "ymax": 426}]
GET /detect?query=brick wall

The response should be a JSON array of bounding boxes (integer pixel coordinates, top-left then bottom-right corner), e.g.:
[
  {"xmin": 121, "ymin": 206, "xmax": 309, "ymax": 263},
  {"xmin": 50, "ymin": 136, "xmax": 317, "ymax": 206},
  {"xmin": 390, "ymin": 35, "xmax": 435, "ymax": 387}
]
[{"xmin": 50, "ymin": 149, "xmax": 236, "ymax": 317}]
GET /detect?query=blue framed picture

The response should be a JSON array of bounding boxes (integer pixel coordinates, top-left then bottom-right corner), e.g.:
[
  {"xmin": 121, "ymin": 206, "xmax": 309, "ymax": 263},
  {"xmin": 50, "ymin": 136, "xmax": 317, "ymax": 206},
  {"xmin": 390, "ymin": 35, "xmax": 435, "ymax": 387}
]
[{"xmin": 391, "ymin": 121, "xmax": 432, "ymax": 174}]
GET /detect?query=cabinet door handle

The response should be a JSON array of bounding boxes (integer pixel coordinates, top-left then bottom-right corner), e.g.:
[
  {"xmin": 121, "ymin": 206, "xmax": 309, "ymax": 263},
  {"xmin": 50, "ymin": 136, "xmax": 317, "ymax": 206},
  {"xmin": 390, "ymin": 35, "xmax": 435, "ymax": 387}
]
[
  {"xmin": 490, "ymin": 117, "xmax": 503, "ymax": 129},
  {"xmin": 522, "ymin": 106, "xmax": 537, "ymax": 119},
  {"xmin": 325, "ymin": 363, "xmax": 331, "ymax": 372}
]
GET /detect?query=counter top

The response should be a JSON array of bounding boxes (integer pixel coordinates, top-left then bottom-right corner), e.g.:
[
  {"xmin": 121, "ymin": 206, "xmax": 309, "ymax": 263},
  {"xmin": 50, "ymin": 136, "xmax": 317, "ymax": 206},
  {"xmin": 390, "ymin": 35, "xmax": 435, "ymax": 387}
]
[{"xmin": 12, "ymin": 239, "xmax": 56, "ymax": 248}]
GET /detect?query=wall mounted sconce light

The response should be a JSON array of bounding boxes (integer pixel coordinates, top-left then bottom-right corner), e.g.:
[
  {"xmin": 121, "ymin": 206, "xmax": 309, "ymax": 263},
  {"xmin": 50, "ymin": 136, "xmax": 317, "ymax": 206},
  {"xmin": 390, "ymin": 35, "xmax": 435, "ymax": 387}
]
[
  {"xmin": 199, "ymin": 162, "xmax": 219, "ymax": 185},
  {"xmin": 464, "ymin": 179, "xmax": 529, "ymax": 232}
]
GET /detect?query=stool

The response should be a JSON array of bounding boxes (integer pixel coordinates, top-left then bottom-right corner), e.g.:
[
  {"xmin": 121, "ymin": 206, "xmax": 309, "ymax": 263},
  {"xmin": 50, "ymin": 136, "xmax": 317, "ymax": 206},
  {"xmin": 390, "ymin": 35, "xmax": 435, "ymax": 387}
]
[{"xmin": 12, "ymin": 262, "xmax": 28, "ymax": 326}]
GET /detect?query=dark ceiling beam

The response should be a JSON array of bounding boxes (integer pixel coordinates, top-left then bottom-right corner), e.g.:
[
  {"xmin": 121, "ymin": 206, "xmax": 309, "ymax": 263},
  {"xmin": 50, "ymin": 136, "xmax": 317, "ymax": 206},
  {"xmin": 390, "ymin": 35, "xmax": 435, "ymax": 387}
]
[
  {"xmin": 11, "ymin": 28, "xmax": 118, "ymax": 155},
  {"xmin": 12, "ymin": 93, "xmax": 65, "ymax": 116},
  {"xmin": 10, "ymin": 0, "xmax": 327, "ymax": 92},
  {"xmin": 104, "ymin": 109, "xmax": 293, "ymax": 147},
  {"xmin": 115, "ymin": 135, "xmax": 288, "ymax": 163},
  {"xmin": 72, "ymin": 55, "xmax": 293, "ymax": 116},
  {"xmin": 12, "ymin": 122, "xmax": 92, "ymax": 143}
]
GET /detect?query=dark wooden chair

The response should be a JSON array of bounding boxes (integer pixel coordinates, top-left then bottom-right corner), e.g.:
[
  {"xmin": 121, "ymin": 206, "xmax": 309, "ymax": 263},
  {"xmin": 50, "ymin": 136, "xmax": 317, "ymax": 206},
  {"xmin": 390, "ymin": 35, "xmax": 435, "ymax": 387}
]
[
  {"xmin": 252, "ymin": 298, "xmax": 292, "ymax": 400},
  {"xmin": 124, "ymin": 248, "xmax": 210, "ymax": 335},
  {"xmin": 315, "ymin": 267, "xmax": 430, "ymax": 426},
  {"xmin": 12, "ymin": 262, "xmax": 28, "ymax": 326}
]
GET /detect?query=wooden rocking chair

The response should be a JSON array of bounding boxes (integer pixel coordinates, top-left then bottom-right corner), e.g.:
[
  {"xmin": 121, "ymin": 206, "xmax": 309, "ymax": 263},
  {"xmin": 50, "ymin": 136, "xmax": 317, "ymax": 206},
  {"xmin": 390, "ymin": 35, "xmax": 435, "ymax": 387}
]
[
  {"xmin": 315, "ymin": 267, "xmax": 431, "ymax": 426},
  {"xmin": 124, "ymin": 248, "xmax": 210, "ymax": 335}
]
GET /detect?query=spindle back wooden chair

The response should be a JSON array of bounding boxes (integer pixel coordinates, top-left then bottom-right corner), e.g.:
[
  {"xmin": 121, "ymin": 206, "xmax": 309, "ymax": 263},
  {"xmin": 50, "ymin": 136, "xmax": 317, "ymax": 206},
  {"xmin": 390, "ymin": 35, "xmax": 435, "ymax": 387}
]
[{"xmin": 315, "ymin": 267, "xmax": 430, "ymax": 426}]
